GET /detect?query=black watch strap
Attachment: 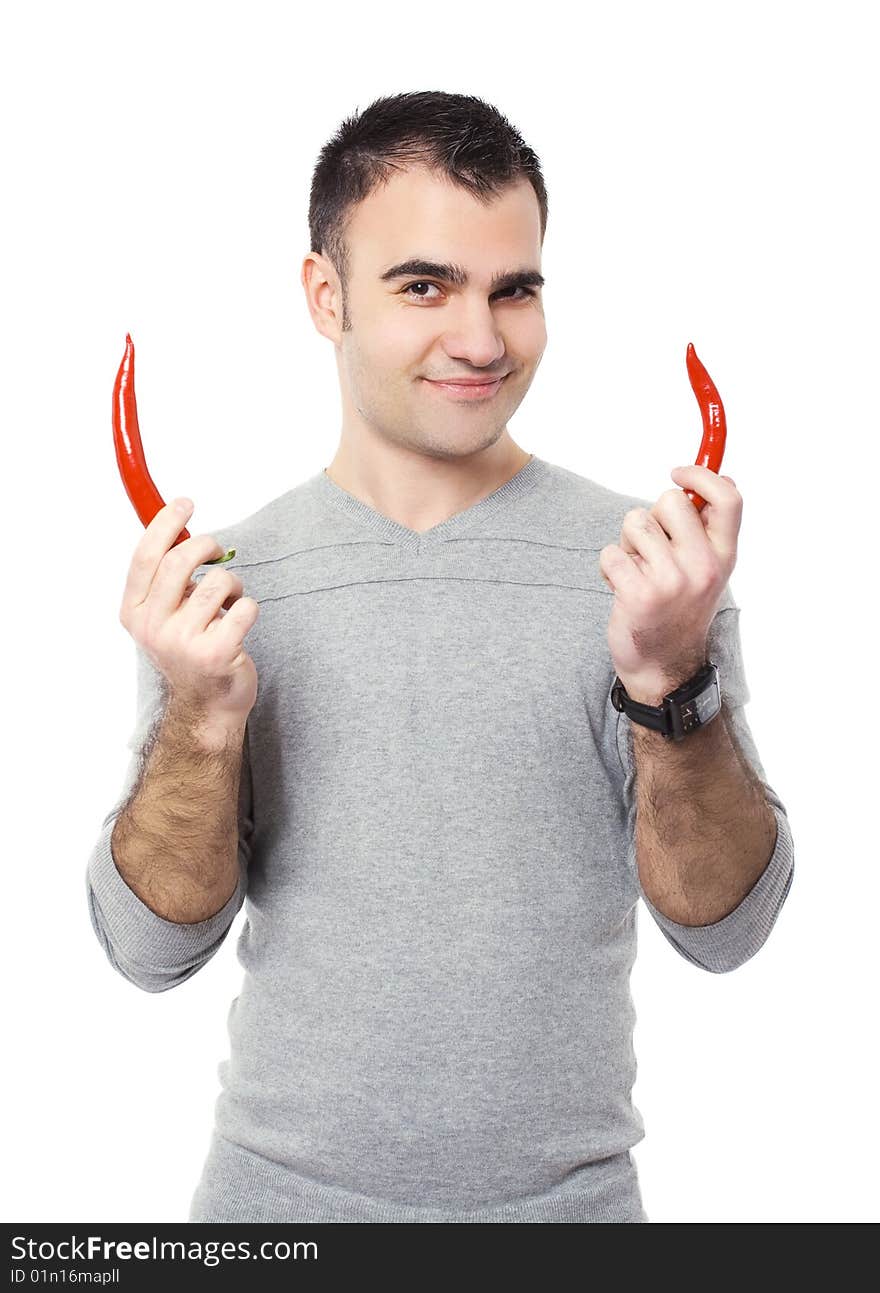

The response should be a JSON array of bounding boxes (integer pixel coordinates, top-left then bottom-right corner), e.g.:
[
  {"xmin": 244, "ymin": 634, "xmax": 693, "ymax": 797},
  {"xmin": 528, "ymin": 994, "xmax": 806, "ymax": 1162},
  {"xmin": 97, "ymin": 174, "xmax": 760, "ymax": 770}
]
[
  {"xmin": 610, "ymin": 661, "xmax": 721, "ymax": 741},
  {"xmin": 612, "ymin": 689, "xmax": 669, "ymax": 734}
]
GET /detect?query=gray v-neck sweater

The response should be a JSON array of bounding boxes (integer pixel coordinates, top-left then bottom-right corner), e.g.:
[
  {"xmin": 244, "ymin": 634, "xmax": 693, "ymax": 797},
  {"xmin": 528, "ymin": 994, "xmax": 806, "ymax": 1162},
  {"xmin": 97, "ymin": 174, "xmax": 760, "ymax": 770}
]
[{"xmin": 85, "ymin": 454, "xmax": 795, "ymax": 1223}]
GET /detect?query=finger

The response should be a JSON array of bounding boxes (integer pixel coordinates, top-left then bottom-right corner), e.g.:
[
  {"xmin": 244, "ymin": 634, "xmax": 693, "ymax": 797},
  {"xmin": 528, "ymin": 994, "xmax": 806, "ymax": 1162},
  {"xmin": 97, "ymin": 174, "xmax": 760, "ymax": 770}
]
[
  {"xmin": 652, "ymin": 484, "xmax": 712, "ymax": 554},
  {"xmin": 671, "ymin": 463, "xmax": 740, "ymax": 501},
  {"xmin": 121, "ymin": 499, "xmax": 194, "ymax": 616},
  {"xmin": 618, "ymin": 536, "xmax": 649, "ymax": 577},
  {"xmin": 620, "ymin": 507, "xmax": 680, "ymax": 579},
  {"xmin": 146, "ymin": 533, "xmax": 230, "ymax": 622},
  {"xmin": 181, "ymin": 568, "xmax": 245, "ymax": 633},
  {"xmin": 670, "ymin": 465, "xmax": 741, "ymax": 555},
  {"xmin": 600, "ymin": 542, "xmax": 649, "ymax": 596},
  {"xmin": 205, "ymin": 593, "xmax": 260, "ymax": 650},
  {"xmin": 181, "ymin": 581, "xmax": 237, "ymax": 611},
  {"xmin": 619, "ymin": 532, "xmax": 649, "ymax": 573}
]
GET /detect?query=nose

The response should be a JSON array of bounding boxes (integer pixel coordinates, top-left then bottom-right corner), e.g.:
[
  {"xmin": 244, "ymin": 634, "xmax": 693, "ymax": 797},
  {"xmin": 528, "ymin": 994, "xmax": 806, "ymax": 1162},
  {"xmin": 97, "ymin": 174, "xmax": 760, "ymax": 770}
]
[{"xmin": 435, "ymin": 298, "xmax": 510, "ymax": 369}]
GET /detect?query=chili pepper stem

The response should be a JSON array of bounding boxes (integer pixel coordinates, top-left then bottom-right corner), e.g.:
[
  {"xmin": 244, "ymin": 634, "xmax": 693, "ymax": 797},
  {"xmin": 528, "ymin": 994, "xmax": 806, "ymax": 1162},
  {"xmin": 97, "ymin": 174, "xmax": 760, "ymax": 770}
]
[{"xmin": 202, "ymin": 548, "xmax": 236, "ymax": 565}]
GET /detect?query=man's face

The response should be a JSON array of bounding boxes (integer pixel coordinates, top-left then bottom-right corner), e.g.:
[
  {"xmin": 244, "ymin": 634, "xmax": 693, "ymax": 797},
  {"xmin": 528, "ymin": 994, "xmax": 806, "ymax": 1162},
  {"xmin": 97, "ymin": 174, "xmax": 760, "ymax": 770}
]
[{"xmin": 315, "ymin": 165, "xmax": 547, "ymax": 462}]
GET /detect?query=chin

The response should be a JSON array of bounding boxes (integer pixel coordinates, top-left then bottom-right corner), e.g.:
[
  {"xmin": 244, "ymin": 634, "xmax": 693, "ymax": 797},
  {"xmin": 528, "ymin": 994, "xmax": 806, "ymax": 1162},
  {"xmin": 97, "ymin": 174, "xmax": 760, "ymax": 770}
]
[{"xmin": 429, "ymin": 430, "xmax": 508, "ymax": 460}]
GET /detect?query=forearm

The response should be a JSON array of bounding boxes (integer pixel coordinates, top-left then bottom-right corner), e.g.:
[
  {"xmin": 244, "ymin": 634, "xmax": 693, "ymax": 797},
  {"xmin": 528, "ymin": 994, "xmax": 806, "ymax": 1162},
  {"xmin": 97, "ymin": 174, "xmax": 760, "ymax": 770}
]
[
  {"xmin": 628, "ymin": 699, "xmax": 778, "ymax": 926},
  {"xmin": 110, "ymin": 697, "xmax": 247, "ymax": 924}
]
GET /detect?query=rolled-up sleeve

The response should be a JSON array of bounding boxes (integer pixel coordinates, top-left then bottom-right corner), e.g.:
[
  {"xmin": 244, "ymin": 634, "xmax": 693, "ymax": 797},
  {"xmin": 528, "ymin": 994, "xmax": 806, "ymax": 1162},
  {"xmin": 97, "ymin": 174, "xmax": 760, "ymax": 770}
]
[
  {"xmin": 617, "ymin": 593, "xmax": 795, "ymax": 974},
  {"xmin": 85, "ymin": 643, "xmax": 252, "ymax": 993}
]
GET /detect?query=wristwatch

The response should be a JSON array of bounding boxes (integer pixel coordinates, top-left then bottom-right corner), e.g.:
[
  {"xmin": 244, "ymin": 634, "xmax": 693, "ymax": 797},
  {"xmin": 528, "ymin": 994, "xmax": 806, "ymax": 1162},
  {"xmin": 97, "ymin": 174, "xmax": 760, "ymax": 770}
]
[{"xmin": 610, "ymin": 661, "xmax": 722, "ymax": 741}]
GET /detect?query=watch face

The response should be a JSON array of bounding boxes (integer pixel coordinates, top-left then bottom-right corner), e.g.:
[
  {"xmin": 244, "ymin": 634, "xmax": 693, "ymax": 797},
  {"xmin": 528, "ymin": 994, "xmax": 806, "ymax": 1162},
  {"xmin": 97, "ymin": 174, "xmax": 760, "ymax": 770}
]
[{"xmin": 692, "ymin": 675, "xmax": 722, "ymax": 725}]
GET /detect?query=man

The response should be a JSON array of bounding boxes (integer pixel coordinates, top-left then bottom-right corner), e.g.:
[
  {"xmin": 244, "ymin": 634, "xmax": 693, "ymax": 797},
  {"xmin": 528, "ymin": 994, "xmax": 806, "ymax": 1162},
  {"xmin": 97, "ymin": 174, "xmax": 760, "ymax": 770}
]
[{"xmin": 86, "ymin": 91, "xmax": 794, "ymax": 1223}]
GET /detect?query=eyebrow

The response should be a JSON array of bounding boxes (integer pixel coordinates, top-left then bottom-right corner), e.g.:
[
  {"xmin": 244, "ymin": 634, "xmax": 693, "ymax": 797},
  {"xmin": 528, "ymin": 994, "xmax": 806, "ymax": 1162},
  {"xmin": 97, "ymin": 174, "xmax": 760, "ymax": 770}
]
[{"xmin": 379, "ymin": 258, "xmax": 545, "ymax": 293}]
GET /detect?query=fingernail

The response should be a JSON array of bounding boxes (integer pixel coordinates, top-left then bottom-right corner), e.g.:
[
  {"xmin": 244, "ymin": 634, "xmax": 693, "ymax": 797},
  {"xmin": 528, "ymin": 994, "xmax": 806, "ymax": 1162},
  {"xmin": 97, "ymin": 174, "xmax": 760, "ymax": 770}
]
[{"xmin": 175, "ymin": 497, "xmax": 193, "ymax": 514}]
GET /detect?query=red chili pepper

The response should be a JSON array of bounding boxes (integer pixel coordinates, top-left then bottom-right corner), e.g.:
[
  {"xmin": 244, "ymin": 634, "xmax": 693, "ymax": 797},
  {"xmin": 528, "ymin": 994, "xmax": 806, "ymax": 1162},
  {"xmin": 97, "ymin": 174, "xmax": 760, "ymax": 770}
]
[
  {"xmin": 112, "ymin": 333, "xmax": 234, "ymax": 563},
  {"xmin": 684, "ymin": 341, "xmax": 727, "ymax": 511}
]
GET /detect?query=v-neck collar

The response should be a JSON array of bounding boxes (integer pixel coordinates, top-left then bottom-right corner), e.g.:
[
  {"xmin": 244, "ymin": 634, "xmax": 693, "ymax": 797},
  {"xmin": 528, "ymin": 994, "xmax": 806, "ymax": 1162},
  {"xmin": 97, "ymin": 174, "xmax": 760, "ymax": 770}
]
[{"xmin": 313, "ymin": 454, "xmax": 549, "ymax": 551}]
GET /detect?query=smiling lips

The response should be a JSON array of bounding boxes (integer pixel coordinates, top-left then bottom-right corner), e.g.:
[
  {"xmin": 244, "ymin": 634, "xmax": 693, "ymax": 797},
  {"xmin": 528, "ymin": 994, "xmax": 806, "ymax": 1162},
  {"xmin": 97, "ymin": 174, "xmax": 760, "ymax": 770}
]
[
  {"xmin": 424, "ymin": 374, "xmax": 508, "ymax": 400},
  {"xmin": 428, "ymin": 374, "xmax": 509, "ymax": 385}
]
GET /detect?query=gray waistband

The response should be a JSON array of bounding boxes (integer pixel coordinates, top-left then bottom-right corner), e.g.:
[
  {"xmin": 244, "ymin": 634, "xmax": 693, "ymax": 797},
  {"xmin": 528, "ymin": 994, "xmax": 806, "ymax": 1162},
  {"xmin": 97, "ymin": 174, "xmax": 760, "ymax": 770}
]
[{"xmin": 188, "ymin": 1132, "xmax": 648, "ymax": 1223}]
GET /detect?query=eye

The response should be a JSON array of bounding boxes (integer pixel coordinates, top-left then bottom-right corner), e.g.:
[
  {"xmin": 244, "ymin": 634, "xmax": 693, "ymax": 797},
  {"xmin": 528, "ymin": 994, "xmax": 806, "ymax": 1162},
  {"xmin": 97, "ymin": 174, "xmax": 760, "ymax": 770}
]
[
  {"xmin": 401, "ymin": 281, "xmax": 536, "ymax": 302},
  {"xmin": 402, "ymin": 281, "xmax": 442, "ymax": 300}
]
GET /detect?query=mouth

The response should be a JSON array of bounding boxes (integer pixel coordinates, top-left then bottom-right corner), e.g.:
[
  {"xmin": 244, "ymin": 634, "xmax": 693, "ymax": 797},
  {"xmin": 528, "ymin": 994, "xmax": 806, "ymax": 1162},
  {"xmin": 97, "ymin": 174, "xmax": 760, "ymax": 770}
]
[{"xmin": 423, "ymin": 374, "xmax": 508, "ymax": 399}]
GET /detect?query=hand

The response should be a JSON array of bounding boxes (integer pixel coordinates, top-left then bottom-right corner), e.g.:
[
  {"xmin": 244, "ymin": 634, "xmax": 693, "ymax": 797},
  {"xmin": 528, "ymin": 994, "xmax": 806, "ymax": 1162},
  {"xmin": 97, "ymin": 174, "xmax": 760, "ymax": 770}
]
[
  {"xmin": 118, "ymin": 499, "xmax": 261, "ymax": 726},
  {"xmin": 599, "ymin": 465, "xmax": 742, "ymax": 703}
]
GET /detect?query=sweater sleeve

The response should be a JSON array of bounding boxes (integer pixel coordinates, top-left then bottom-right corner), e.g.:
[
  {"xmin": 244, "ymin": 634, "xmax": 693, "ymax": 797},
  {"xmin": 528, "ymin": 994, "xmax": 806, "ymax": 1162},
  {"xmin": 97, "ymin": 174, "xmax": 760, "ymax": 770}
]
[
  {"xmin": 615, "ymin": 595, "xmax": 795, "ymax": 974},
  {"xmin": 85, "ymin": 643, "xmax": 252, "ymax": 993}
]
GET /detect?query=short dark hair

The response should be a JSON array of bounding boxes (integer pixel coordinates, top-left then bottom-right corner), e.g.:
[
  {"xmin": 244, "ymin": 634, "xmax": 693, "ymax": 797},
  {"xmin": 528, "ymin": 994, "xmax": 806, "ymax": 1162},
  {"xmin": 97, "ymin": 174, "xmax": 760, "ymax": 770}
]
[{"xmin": 307, "ymin": 90, "xmax": 548, "ymax": 330}]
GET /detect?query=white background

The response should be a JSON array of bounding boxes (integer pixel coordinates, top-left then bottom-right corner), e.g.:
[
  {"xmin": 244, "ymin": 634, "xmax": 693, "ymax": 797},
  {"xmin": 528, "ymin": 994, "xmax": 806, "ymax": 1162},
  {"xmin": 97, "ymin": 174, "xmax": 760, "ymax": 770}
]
[{"xmin": 3, "ymin": 0, "xmax": 877, "ymax": 1224}]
